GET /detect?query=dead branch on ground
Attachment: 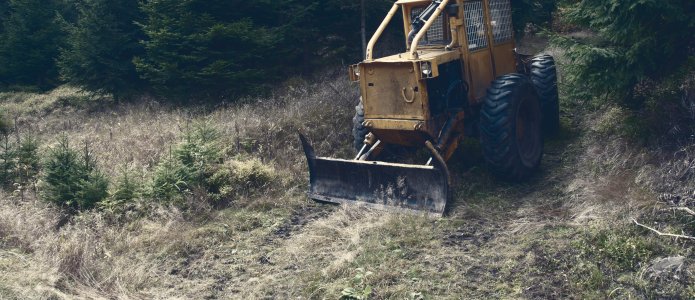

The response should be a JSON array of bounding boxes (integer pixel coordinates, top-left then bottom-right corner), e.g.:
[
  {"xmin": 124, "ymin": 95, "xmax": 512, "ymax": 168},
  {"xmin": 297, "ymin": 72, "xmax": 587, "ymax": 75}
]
[
  {"xmin": 632, "ymin": 218, "xmax": 695, "ymax": 241},
  {"xmin": 674, "ymin": 206, "xmax": 695, "ymax": 216}
]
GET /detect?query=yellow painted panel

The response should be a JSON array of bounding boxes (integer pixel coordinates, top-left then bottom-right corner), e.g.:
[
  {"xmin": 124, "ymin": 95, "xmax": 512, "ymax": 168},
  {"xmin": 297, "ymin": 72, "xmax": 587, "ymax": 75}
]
[
  {"xmin": 467, "ymin": 49, "xmax": 494, "ymax": 101},
  {"xmin": 361, "ymin": 62, "xmax": 427, "ymax": 120},
  {"xmin": 491, "ymin": 41, "xmax": 516, "ymax": 76}
]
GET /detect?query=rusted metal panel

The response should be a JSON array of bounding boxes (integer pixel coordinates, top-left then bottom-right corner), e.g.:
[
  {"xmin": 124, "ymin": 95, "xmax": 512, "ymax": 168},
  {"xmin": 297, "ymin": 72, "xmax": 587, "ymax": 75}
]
[
  {"xmin": 361, "ymin": 62, "xmax": 426, "ymax": 120},
  {"xmin": 467, "ymin": 49, "xmax": 495, "ymax": 101},
  {"xmin": 491, "ymin": 42, "xmax": 516, "ymax": 76}
]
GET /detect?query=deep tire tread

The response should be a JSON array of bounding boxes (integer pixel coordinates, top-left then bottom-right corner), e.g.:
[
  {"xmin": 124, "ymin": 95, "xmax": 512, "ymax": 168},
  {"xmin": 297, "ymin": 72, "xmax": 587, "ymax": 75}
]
[
  {"xmin": 480, "ymin": 74, "xmax": 543, "ymax": 181},
  {"xmin": 530, "ymin": 54, "xmax": 560, "ymax": 135}
]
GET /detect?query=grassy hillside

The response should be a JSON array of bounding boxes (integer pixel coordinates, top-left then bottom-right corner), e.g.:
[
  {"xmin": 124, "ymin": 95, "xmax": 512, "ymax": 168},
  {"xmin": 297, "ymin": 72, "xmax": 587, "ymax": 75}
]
[{"xmin": 0, "ymin": 48, "xmax": 693, "ymax": 299}]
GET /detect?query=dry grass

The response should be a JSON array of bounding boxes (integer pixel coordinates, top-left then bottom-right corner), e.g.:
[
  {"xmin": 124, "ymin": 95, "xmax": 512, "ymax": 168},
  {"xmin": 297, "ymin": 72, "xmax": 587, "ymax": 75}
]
[
  {"xmin": 0, "ymin": 59, "xmax": 693, "ymax": 299},
  {"xmin": 4, "ymin": 69, "xmax": 356, "ymax": 182},
  {"xmin": 0, "ymin": 85, "xmax": 98, "ymax": 118},
  {"xmin": 0, "ymin": 68, "xmax": 362, "ymax": 299}
]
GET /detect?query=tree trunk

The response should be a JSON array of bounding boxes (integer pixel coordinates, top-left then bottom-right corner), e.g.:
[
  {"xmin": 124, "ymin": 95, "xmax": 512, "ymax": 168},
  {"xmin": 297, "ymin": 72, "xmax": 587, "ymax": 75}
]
[{"xmin": 361, "ymin": 0, "xmax": 366, "ymax": 59}]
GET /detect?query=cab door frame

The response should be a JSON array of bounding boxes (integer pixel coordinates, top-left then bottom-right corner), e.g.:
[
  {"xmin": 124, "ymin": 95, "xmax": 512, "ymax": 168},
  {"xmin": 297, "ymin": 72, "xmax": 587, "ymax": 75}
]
[
  {"xmin": 485, "ymin": 0, "xmax": 516, "ymax": 76},
  {"xmin": 460, "ymin": 0, "xmax": 515, "ymax": 103}
]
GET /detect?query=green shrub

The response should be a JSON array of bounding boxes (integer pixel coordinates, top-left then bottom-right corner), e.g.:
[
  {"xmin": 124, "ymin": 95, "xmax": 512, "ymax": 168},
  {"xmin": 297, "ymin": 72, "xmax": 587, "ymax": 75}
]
[
  {"xmin": 151, "ymin": 122, "xmax": 277, "ymax": 206},
  {"xmin": 111, "ymin": 166, "xmax": 140, "ymax": 203},
  {"xmin": 0, "ymin": 134, "xmax": 40, "ymax": 190},
  {"xmin": 40, "ymin": 137, "xmax": 109, "ymax": 212},
  {"xmin": 151, "ymin": 154, "xmax": 185, "ymax": 204},
  {"xmin": 0, "ymin": 110, "xmax": 11, "ymax": 135},
  {"xmin": 0, "ymin": 136, "xmax": 16, "ymax": 186},
  {"xmin": 205, "ymin": 164, "xmax": 235, "ymax": 203},
  {"xmin": 150, "ymin": 122, "xmax": 224, "ymax": 205},
  {"xmin": 14, "ymin": 137, "xmax": 40, "ymax": 188},
  {"xmin": 112, "ymin": 164, "xmax": 141, "ymax": 202},
  {"xmin": 98, "ymin": 164, "xmax": 142, "ymax": 214},
  {"xmin": 576, "ymin": 229, "xmax": 661, "ymax": 272}
]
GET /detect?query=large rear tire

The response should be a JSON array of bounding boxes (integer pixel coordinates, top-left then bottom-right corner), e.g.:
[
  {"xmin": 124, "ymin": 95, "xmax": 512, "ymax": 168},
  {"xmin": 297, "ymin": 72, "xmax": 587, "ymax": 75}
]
[
  {"xmin": 530, "ymin": 54, "xmax": 560, "ymax": 135},
  {"xmin": 352, "ymin": 97, "xmax": 368, "ymax": 151},
  {"xmin": 480, "ymin": 74, "xmax": 543, "ymax": 181}
]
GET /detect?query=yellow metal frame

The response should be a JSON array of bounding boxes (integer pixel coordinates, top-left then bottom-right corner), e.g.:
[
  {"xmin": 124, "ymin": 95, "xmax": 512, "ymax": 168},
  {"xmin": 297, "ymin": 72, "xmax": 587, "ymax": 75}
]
[
  {"xmin": 366, "ymin": 3, "xmax": 400, "ymax": 61},
  {"xmin": 408, "ymin": 0, "xmax": 450, "ymax": 59},
  {"xmin": 358, "ymin": 0, "xmax": 517, "ymax": 160}
]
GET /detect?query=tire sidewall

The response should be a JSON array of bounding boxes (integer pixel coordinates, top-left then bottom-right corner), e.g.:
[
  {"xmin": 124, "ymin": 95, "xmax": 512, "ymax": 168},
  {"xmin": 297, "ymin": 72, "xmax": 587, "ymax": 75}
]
[
  {"xmin": 513, "ymin": 81, "xmax": 543, "ymax": 169},
  {"xmin": 480, "ymin": 75, "xmax": 543, "ymax": 180}
]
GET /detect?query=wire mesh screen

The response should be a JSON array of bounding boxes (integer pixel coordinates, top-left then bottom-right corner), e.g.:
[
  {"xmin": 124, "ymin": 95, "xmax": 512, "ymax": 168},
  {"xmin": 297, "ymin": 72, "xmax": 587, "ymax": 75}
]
[
  {"xmin": 489, "ymin": 0, "xmax": 513, "ymax": 44},
  {"xmin": 464, "ymin": 1, "xmax": 487, "ymax": 51},
  {"xmin": 411, "ymin": 7, "xmax": 447, "ymax": 45}
]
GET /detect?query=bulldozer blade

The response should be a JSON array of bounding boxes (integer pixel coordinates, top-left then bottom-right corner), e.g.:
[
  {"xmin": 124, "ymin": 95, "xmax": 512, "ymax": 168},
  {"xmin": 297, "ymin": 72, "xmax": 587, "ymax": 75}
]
[{"xmin": 299, "ymin": 134, "xmax": 449, "ymax": 216}]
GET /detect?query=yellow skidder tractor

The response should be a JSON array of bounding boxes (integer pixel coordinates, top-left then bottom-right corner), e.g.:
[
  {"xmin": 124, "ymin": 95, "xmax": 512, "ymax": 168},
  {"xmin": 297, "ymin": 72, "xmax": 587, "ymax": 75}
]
[{"xmin": 299, "ymin": 0, "xmax": 559, "ymax": 216}]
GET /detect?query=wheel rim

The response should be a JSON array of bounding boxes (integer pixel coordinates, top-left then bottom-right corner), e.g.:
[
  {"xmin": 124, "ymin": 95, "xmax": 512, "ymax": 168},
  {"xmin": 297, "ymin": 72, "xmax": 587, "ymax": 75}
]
[{"xmin": 515, "ymin": 91, "xmax": 541, "ymax": 166}]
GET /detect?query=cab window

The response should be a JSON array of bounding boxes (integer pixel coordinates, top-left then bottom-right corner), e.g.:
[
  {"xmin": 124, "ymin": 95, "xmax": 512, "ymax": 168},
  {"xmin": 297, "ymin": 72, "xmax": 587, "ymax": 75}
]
[
  {"xmin": 411, "ymin": 6, "xmax": 450, "ymax": 45},
  {"xmin": 489, "ymin": 0, "xmax": 513, "ymax": 44},
  {"xmin": 463, "ymin": 1, "xmax": 487, "ymax": 51}
]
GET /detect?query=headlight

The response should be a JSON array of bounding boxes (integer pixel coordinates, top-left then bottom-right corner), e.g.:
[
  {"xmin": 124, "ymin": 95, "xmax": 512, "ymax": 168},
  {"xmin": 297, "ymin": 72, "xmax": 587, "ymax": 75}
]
[
  {"xmin": 420, "ymin": 61, "xmax": 433, "ymax": 78},
  {"xmin": 348, "ymin": 64, "xmax": 360, "ymax": 82}
]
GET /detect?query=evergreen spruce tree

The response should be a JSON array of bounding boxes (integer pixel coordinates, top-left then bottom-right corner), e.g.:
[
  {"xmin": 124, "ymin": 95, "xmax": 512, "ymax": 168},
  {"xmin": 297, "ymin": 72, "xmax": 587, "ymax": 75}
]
[
  {"xmin": 111, "ymin": 165, "xmax": 140, "ymax": 203},
  {"xmin": 558, "ymin": 0, "xmax": 695, "ymax": 97},
  {"xmin": 0, "ymin": 135, "xmax": 15, "ymax": 186},
  {"xmin": 41, "ymin": 138, "xmax": 108, "ymax": 212},
  {"xmin": 279, "ymin": 0, "xmax": 396, "ymax": 69},
  {"xmin": 0, "ymin": 1, "xmax": 9, "ymax": 33},
  {"xmin": 15, "ymin": 137, "xmax": 40, "ymax": 188},
  {"xmin": 59, "ymin": 0, "xmax": 144, "ymax": 99},
  {"xmin": 135, "ymin": 0, "xmax": 281, "ymax": 98},
  {"xmin": 0, "ymin": 0, "xmax": 71, "ymax": 88},
  {"xmin": 511, "ymin": 0, "xmax": 556, "ymax": 37}
]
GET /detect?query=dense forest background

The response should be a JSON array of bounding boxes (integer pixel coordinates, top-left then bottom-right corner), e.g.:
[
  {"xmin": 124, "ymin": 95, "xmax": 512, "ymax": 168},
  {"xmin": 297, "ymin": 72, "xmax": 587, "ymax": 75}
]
[
  {"xmin": 0, "ymin": 0, "xmax": 691, "ymax": 105},
  {"xmin": 0, "ymin": 0, "xmax": 402, "ymax": 99}
]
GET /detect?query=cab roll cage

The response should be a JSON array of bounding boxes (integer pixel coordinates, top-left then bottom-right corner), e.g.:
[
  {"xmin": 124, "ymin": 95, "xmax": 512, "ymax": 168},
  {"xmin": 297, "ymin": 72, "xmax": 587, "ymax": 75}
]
[{"xmin": 365, "ymin": 0, "xmax": 454, "ymax": 61}]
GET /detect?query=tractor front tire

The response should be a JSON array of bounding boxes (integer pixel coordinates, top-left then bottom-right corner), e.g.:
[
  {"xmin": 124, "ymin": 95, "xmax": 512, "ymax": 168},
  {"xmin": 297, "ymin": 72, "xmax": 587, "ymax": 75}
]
[
  {"xmin": 480, "ymin": 74, "xmax": 543, "ymax": 181},
  {"xmin": 352, "ymin": 97, "xmax": 368, "ymax": 151},
  {"xmin": 530, "ymin": 54, "xmax": 560, "ymax": 135}
]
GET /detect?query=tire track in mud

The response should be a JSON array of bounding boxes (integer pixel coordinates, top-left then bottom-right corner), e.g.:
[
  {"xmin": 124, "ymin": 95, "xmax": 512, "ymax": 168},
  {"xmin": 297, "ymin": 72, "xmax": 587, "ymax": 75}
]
[
  {"xmin": 435, "ymin": 118, "xmax": 586, "ymax": 298},
  {"xmin": 265, "ymin": 203, "xmax": 336, "ymax": 245},
  {"xmin": 443, "ymin": 139, "xmax": 579, "ymax": 246}
]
